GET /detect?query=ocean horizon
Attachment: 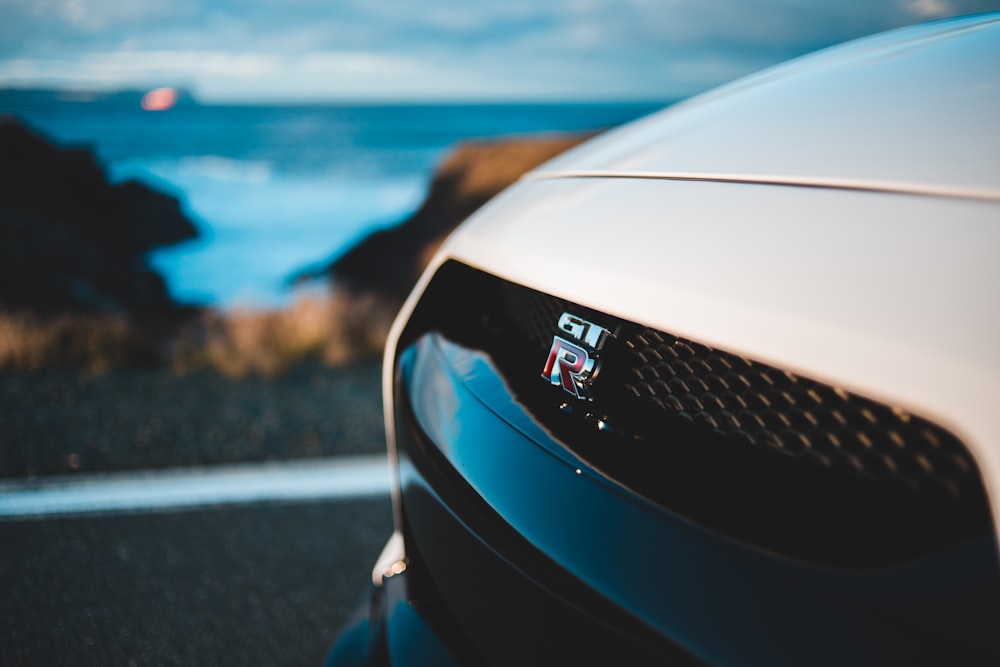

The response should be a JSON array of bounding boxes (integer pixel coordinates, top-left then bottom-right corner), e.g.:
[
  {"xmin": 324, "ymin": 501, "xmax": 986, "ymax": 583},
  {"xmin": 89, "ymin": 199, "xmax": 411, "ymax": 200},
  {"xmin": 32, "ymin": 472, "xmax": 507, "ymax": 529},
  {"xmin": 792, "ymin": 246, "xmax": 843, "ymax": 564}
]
[{"xmin": 1, "ymin": 92, "xmax": 670, "ymax": 308}]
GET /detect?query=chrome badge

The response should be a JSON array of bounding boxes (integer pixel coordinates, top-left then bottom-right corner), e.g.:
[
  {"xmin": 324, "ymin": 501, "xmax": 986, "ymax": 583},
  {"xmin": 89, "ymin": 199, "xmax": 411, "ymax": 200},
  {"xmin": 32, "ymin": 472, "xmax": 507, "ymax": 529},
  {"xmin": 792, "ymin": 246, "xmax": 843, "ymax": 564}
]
[{"xmin": 541, "ymin": 313, "xmax": 611, "ymax": 400}]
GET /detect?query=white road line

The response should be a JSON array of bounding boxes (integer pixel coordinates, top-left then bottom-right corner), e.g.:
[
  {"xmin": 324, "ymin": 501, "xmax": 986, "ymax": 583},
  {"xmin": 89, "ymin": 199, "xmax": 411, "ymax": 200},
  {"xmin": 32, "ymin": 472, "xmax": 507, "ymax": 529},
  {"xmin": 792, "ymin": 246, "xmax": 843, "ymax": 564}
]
[{"xmin": 0, "ymin": 455, "xmax": 391, "ymax": 519}]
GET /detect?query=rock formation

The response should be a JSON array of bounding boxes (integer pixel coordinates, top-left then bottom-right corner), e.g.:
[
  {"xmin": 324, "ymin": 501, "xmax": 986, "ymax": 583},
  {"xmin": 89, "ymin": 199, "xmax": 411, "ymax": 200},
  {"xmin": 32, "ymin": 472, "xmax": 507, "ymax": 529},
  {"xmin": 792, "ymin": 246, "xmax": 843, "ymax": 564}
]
[
  {"xmin": 324, "ymin": 133, "xmax": 589, "ymax": 304},
  {"xmin": 0, "ymin": 115, "xmax": 199, "ymax": 322}
]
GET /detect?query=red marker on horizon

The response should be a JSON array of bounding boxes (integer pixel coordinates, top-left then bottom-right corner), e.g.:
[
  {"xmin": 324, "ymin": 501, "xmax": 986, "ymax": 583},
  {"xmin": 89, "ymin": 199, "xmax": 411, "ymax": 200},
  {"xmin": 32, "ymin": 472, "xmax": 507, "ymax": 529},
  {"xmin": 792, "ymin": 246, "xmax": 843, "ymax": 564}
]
[{"xmin": 140, "ymin": 87, "xmax": 178, "ymax": 111}]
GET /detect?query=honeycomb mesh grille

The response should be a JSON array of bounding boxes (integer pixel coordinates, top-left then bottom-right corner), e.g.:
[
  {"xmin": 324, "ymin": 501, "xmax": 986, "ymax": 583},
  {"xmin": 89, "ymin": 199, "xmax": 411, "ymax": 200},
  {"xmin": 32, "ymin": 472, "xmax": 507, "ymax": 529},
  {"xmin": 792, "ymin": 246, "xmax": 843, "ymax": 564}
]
[
  {"xmin": 498, "ymin": 281, "xmax": 979, "ymax": 500},
  {"xmin": 503, "ymin": 286, "xmax": 569, "ymax": 351},
  {"xmin": 623, "ymin": 328, "xmax": 973, "ymax": 496}
]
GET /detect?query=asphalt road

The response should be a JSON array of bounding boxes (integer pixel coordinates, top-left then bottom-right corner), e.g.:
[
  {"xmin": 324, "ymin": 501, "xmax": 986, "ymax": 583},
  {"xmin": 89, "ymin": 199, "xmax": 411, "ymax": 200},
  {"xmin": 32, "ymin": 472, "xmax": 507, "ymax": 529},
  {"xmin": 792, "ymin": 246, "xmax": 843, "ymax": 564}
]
[{"xmin": 1, "ymin": 497, "xmax": 394, "ymax": 666}]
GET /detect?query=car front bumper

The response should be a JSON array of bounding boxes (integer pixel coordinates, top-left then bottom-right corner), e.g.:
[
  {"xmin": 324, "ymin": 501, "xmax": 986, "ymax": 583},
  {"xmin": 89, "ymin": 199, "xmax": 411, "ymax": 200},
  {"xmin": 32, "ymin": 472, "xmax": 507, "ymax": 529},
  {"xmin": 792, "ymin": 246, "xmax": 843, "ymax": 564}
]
[{"xmin": 328, "ymin": 325, "xmax": 1000, "ymax": 666}]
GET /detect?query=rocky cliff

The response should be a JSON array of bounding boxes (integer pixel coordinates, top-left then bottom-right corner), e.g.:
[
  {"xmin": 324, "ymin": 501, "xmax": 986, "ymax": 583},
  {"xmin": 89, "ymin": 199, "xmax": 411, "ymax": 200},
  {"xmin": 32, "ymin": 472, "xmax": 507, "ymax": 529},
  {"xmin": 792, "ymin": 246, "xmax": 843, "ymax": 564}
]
[
  {"xmin": 0, "ymin": 116, "xmax": 198, "ymax": 322},
  {"xmin": 325, "ymin": 133, "xmax": 590, "ymax": 302}
]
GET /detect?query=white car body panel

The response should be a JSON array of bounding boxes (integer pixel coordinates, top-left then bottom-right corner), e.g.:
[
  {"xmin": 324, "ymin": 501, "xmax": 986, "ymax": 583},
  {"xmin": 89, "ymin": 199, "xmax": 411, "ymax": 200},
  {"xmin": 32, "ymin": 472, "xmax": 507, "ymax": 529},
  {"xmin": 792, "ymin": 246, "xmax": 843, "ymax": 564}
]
[
  {"xmin": 384, "ymin": 15, "xmax": 1000, "ymax": 538},
  {"xmin": 536, "ymin": 14, "xmax": 1000, "ymax": 197}
]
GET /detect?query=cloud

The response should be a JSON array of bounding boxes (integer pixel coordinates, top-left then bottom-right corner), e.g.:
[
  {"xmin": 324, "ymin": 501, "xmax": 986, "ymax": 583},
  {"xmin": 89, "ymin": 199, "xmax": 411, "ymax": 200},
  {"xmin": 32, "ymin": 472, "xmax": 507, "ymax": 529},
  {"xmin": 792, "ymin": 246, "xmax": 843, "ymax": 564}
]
[
  {"xmin": 0, "ymin": 49, "xmax": 426, "ymax": 99},
  {"xmin": 1, "ymin": 0, "xmax": 998, "ymax": 100},
  {"xmin": 906, "ymin": 0, "xmax": 957, "ymax": 17},
  {"xmin": 0, "ymin": 51, "xmax": 279, "ymax": 86}
]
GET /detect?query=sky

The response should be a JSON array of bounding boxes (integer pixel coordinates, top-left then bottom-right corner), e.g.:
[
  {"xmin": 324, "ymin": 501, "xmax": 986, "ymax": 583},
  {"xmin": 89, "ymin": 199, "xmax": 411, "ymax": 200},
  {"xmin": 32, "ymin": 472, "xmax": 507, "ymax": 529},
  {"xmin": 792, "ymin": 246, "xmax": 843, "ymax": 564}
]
[{"xmin": 2, "ymin": 0, "xmax": 999, "ymax": 103}]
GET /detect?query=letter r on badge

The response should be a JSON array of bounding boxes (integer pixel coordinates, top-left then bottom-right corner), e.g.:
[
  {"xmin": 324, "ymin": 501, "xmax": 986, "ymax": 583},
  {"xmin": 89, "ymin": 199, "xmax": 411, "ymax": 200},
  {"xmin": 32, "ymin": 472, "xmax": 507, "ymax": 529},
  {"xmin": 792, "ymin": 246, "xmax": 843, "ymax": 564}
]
[{"xmin": 541, "ymin": 336, "xmax": 592, "ymax": 399}]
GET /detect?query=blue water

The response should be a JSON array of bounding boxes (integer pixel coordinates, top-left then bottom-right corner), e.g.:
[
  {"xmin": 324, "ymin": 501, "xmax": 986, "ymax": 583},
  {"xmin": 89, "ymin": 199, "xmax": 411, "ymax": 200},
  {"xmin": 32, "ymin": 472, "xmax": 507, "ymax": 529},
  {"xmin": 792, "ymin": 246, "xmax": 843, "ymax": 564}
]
[{"xmin": 2, "ymin": 97, "xmax": 667, "ymax": 307}]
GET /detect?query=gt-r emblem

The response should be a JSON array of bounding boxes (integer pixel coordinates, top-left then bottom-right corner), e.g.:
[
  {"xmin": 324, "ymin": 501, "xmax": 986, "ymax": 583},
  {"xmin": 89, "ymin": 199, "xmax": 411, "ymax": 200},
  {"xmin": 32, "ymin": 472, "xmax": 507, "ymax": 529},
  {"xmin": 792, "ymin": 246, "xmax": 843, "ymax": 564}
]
[{"xmin": 541, "ymin": 313, "xmax": 611, "ymax": 400}]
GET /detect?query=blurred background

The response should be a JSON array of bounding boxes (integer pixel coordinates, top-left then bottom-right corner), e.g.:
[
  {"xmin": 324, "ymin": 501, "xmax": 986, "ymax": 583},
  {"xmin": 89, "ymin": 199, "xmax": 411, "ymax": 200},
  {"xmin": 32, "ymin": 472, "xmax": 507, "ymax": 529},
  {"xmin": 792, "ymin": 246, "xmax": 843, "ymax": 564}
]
[
  {"xmin": 3, "ymin": 1, "xmax": 999, "ymax": 664},
  {"xmin": 3, "ymin": 0, "xmax": 998, "ymax": 374}
]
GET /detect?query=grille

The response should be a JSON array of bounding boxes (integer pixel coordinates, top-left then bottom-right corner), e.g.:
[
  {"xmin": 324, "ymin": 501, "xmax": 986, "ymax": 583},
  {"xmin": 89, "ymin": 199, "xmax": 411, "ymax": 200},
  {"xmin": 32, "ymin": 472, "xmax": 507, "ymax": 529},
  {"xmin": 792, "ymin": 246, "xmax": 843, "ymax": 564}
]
[
  {"xmin": 499, "ymin": 281, "xmax": 976, "ymax": 500},
  {"xmin": 623, "ymin": 329, "xmax": 972, "ymax": 496},
  {"xmin": 402, "ymin": 261, "xmax": 993, "ymax": 568}
]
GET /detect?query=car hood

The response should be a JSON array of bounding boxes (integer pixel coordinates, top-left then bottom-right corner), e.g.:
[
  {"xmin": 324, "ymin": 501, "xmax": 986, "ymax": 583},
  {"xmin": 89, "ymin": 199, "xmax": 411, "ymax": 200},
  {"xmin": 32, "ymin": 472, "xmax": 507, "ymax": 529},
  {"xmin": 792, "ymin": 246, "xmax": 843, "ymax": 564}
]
[{"xmin": 535, "ymin": 13, "xmax": 1000, "ymax": 200}]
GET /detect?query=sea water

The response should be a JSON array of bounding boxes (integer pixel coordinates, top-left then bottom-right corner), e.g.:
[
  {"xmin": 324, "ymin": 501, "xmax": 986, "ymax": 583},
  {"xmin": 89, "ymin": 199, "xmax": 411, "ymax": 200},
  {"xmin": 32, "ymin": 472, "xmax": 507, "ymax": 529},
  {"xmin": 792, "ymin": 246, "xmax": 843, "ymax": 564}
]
[{"xmin": 2, "ymin": 97, "xmax": 666, "ymax": 308}]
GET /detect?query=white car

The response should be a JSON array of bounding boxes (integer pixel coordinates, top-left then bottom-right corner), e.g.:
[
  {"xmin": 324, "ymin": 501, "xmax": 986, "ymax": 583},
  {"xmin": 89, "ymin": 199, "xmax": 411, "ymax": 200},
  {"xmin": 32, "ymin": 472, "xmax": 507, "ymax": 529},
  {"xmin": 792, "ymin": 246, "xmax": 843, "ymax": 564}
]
[{"xmin": 329, "ymin": 12, "xmax": 1000, "ymax": 666}]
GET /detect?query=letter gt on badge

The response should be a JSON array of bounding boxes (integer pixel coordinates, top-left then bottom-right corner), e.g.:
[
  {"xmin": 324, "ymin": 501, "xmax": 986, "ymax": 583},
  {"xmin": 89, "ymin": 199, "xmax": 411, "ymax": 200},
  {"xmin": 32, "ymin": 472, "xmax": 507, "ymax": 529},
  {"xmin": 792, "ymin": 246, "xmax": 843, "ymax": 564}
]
[{"xmin": 541, "ymin": 313, "xmax": 612, "ymax": 400}]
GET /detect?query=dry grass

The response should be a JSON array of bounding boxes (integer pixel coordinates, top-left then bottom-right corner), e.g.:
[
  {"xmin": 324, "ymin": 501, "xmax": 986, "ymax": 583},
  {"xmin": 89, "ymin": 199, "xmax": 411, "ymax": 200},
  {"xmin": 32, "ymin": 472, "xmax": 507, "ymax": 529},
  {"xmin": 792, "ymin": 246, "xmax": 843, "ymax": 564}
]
[
  {"xmin": 169, "ymin": 288, "xmax": 398, "ymax": 377},
  {"xmin": 0, "ymin": 289, "xmax": 398, "ymax": 377},
  {"xmin": 0, "ymin": 311, "xmax": 156, "ymax": 374}
]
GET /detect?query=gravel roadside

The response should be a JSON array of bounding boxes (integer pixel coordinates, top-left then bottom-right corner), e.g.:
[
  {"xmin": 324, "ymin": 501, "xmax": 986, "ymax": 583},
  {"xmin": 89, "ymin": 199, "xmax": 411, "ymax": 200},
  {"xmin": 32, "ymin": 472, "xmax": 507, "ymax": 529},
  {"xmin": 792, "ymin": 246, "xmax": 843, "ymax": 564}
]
[
  {"xmin": 0, "ymin": 359, "xmax": 386, "ymax": 479},
  {"xmin": 1, "ymin": 497, "xmax": 394, "ymax": 666}
]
